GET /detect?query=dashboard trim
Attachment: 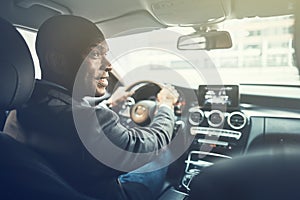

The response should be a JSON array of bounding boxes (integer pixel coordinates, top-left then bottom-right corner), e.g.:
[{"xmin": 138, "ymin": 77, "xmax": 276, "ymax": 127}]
[{"xmin": 190, "ymin": 127, "xmax": 242, "ymax": 140}]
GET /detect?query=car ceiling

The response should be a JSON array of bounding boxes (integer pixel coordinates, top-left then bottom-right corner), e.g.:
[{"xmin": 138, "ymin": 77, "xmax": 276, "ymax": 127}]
[{"xmin": 0, "ymin": 0, "xmax": 296, "ymax": 38}]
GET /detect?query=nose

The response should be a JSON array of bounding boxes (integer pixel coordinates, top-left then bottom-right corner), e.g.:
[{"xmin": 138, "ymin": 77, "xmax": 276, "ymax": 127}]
[
  {"xmin": 100, "ymin": 56, "xmax": 112, "ymax": 72},
  {"xmin": 105, "ymin": 63, "xmax": 112, "ymax": 72}
]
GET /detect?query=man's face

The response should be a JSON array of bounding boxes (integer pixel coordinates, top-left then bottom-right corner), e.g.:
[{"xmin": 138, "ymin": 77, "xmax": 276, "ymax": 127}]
[{"xmin": 81, "ymin": 41, "xmax": 112, "ymax": 97}]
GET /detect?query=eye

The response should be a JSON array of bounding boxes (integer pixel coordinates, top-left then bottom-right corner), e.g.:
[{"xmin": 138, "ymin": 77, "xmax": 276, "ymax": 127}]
[{"xmin": 89, "ymin": 50, "xmax": 101, "ymax": 59}]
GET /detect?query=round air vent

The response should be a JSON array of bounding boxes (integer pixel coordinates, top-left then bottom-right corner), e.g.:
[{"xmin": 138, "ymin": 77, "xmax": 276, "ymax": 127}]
[
  {"xmin": 227, "ymin": 111, "xmax": 247, "ymax": 130},
  {"xmin": 188, "ymin": 107, "xmax": 204, "ymax": 125},
  {"xmin": 207, "ymin": 110, "xmax": 224, "ymax": 127}
]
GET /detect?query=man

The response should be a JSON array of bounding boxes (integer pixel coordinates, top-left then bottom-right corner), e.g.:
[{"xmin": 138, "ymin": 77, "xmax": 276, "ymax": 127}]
[{"xmin": 4, "ymin": 15, "xmax": 178, "ymax": 199}]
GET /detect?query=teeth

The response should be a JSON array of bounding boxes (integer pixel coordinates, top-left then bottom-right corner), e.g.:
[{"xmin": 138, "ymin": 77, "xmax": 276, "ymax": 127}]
[
  {"xmin": 97, "ymin": 81, "xmax": 105, "ymax": 87},
  {"xmin": 96, "ymin": 78, "xmax": 108, "ymax": 87}
]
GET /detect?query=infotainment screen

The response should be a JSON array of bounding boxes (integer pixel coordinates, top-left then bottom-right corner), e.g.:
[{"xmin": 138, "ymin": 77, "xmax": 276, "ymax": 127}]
[{"xmin": 198, "ymin": 85, "xmax": 239, "ymax": 109}]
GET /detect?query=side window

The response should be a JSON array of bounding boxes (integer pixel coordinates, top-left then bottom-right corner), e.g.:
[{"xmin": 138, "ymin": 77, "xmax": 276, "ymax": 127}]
[{"xmin": 17, "ymin": 28, "xmax": 41, "ymax": 79}]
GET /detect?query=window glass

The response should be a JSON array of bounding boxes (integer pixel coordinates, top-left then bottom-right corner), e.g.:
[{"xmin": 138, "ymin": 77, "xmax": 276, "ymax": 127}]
[
  {"xmin": 107, "ymin": 15, "xmax": 299, "ymax": 87},
  {"xmin": 17, "ymin": 28, "xmax": 41, "ymax": 79}
]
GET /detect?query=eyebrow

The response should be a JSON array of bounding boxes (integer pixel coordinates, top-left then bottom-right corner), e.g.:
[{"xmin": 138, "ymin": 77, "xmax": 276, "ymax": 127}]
[{"xmin": 89, "ymin": 44, "xmax": 109, "ymax": 52}]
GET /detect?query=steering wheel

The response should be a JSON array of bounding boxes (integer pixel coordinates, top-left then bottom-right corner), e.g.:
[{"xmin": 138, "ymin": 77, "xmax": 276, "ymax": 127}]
[{"xmin": 112, "ymin": 80, "xmax": 163, "ymax": 127}]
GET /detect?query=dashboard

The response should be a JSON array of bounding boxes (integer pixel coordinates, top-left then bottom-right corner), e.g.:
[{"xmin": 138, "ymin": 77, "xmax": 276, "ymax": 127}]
[{"xmin": 113, "ymin": 82, "xmax": 300, "ymax": 195}]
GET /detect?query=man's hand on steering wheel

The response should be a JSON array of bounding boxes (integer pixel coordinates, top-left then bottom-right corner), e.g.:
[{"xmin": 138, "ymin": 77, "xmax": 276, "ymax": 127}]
[
  {"xmin": 110, "ymin": 82, "xmax": 180, "ymax": 126},
  {"xmin": 157, "ymin": 84, "xmax": 180, "ymax": 110},
  {"xmin": 107, "ymin": 86, "xmax": 135, "ymax": 107}
]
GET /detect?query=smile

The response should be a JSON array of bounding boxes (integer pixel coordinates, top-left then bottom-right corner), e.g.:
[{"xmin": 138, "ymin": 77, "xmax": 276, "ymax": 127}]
[{"xmin": 96, "ymin": 77, "xmax": 109, "ymax": 87}]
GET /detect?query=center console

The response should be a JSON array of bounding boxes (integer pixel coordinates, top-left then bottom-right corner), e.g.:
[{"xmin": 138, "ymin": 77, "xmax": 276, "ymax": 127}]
[
  {"xmin": 183, "ymin": 85, "xmax": 249, "ymax": 187},
  {"xmin": 159, "ymin": 85, "xmax": 250, "ymax": 199}
]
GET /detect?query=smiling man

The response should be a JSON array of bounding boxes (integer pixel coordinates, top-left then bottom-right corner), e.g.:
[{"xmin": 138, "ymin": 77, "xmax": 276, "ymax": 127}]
[{"xmin": 4, "ymin": 15, "xmax": 179, "ymax": 200}]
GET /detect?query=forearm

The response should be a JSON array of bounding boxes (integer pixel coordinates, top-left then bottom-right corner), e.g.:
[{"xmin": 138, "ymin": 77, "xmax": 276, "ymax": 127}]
[{"xmin": 96, "ymin": 106, "xmax": 175, "ymax": 153}]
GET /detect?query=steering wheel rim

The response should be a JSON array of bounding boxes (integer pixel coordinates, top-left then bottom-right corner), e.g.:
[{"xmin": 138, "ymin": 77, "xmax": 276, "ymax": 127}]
[{"xmin": 125, "ymin": 80, "xmax": 163, "ymax": 92}]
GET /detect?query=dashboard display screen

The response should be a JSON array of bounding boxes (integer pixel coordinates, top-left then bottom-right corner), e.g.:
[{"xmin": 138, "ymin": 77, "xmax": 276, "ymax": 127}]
[{"xmin": 198, "ymin": 85, "xmax": 239, "ymax": 109}]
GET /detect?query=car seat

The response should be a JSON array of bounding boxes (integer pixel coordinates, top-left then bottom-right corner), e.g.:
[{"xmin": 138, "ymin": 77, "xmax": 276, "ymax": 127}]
[
  {"xmin": 0, "ymin": 17, "xmax": 97, "ymax": 200},
  {"xmin": 188, "ymin": 137, "xmax": 300, "ymax": 200}
]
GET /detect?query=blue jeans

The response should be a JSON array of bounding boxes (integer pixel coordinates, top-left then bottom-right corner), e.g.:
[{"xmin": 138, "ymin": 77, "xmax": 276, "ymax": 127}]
[{"xmin": 119, "ymin": 150, "xmax": 172, "ymax": 197}]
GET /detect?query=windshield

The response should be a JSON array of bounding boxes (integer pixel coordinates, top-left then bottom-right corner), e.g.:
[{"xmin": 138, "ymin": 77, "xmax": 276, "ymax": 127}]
[{"xmin": 107, "ymin": 15, "xmax": 299, "ymax": 87}]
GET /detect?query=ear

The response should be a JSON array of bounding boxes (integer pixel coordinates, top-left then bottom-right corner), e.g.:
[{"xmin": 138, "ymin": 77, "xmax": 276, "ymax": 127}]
[{"xmin": 44, "ymin": 52, "xmax": 67, "ymax": 75}]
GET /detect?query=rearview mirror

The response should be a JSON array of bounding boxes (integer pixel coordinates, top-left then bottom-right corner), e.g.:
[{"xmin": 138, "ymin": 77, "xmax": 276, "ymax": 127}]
[{"xmin": 177, "ymin": 30, "xmax": 232, "ymax": 50}]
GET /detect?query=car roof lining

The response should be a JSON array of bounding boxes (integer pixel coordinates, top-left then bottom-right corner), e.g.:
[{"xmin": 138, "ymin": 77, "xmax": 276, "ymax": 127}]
[{"xmin": 1, "ymin": 0, "xmax": 296, "ymax": 35}]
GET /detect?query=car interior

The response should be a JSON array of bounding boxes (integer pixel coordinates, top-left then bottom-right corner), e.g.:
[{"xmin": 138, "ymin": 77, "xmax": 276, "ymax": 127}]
[{"xmin": 1, "ymin": 0, "xmax": 300, "ymax": 199}]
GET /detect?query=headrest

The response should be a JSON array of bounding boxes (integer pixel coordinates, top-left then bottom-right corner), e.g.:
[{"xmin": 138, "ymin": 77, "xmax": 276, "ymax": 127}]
[
  {"xmin": 189, "ymin": 151, "xmax": 300, "ymax": 200},
  {"xmin": 0, "ymin": 18, "xmax": 35, "ymax": 110}
]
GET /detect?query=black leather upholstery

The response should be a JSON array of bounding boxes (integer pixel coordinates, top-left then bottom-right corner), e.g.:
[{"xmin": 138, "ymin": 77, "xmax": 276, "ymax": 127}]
[
  {"xmin": 0, "ymin": 18, "xmax": 97, "ymax": 200},
  {"xmin": 0, "ymin": 133, "xmax": 97, "ymax": 200},
  {"xmin": 0, "ymin": 17, "xmax": 35, "ymax": 130},
  {"xmin": 0, "ymin": 18, "xmax": 35, "ymax": 110},
  {"xmin": 189, "ymin": 150, "xmax": 300, "ymax": 200}
]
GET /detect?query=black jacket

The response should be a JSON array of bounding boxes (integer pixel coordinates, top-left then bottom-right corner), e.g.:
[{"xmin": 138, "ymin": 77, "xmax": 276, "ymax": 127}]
[{"xmin": 5, "ymin": 80, "xmax": 175, "ymax": 199}]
